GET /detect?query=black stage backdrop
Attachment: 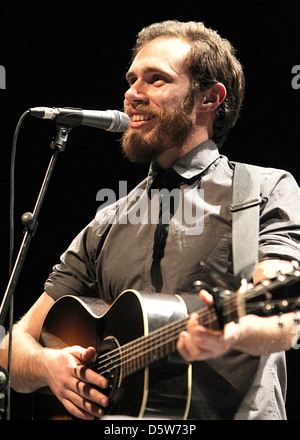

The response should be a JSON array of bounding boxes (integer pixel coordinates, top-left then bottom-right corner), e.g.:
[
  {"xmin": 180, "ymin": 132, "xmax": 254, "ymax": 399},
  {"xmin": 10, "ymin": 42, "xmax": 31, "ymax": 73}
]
[{"xmin": 0, "ymin": 1, "xmax": 300, "ymax": 420}]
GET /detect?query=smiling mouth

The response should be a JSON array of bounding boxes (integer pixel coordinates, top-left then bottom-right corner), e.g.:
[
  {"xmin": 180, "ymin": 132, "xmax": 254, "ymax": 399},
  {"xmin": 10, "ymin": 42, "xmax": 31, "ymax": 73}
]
[{"xmin": 131, "ymin": 113, "xmax": 155, "ymax": 122}]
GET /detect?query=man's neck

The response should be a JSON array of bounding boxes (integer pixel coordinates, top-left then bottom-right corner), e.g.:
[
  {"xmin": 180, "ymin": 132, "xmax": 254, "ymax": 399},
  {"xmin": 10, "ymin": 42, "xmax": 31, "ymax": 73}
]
[{"xmin": 155, "ymin": 132, "xmax": 210, "ymax": 169}]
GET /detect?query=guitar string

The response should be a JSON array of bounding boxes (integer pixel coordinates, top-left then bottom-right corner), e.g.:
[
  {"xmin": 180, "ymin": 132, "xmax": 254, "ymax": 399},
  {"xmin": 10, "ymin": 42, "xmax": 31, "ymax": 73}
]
[
  {"xmin": 107, "ymin": 299, "xmax": 296, "ymax": 378},
  {"xmin": 88, "ymin": 303, "xmax": 212, "ymax": 370},
  {"xmin": 88, "ymin": 306, "xmax": 206, "ymax": 375},
  {"xmin": 88, "ymin": 295, "xmax": 240, "ymax": 376},
  {"xmin": 89, "ymin": 289, "xmax": 252, "ymax": 375},
  {"xmin": 88, "ymin": 277, "xmax": 295, "ymax": 377},
  {"xmin": 94, "ymin": 334, "xmax": 183, "ymax": 377}
]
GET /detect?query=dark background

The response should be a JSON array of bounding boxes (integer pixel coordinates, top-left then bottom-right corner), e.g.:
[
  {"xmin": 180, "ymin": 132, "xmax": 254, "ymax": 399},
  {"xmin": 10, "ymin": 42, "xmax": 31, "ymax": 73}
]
[{"xmin": 1, "ymin": 0, "xmax": 300, "ymax": 420}]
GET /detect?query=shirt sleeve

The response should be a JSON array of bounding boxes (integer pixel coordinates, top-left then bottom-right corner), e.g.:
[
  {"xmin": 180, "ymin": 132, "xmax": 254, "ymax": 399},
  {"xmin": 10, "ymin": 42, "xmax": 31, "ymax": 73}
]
[
  {"xmin": 258, "ymin": 168, "xmax": 300, "ymax": 262},
  {"xmin": 44, "ymin": 220, "xmax": 99, "ymax": 300},
  {"xmin": 44, "ymin": 199, "xmax": 116, "ymax": 300}
]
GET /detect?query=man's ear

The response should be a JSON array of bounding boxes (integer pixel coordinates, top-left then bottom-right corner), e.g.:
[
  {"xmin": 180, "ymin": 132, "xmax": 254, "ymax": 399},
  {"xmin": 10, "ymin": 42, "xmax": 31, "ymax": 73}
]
[{"xmin": 198, "ymin": 82, "xmax": 227, "ymax": 113}]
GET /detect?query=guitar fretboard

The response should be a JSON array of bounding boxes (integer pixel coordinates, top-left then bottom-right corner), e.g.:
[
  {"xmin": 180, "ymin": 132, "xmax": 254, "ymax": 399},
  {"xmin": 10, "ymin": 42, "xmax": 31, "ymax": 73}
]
[
  {"xmin": 91, "ymin": 295, "xmax": 239, "ymax": 378},
  {"xmin": 89, "ymin": 269, "xmax": 300, "ymax": 379}
]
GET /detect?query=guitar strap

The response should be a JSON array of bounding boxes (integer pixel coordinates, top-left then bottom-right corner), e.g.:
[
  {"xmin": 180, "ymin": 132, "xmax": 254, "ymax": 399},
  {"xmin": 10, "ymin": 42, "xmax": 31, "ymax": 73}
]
[{"xmin": 230, "ymin": 162, "xmax": 262, "ymax": 281}]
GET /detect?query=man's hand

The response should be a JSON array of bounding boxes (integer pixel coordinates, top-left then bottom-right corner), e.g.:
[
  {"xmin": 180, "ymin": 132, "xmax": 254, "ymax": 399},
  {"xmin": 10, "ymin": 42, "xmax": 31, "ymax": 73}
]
[
  {"xmin": 177, "ymin": 311, "xmax": 240, "ymax": 361},
  {"xmin": 177, "ymin": 260, "xmax": 297, "ymax": 361},
  {"xmin": 44, "ymin": 345, "xmax": 109, "ymax": 420}
]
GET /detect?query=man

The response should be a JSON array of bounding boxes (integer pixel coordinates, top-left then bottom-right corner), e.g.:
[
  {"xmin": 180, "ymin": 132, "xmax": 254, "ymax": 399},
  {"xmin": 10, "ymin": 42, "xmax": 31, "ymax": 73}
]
[{"xmin": 1, "ymin": 20, "xmax": 300, "ymax": 420}]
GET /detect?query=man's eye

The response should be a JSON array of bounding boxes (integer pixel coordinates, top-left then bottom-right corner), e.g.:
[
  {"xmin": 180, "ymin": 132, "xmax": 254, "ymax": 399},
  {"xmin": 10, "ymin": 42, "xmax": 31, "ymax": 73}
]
[
  {"xmin": 152, "ymin": 75, "xmax": 165, "ymax": 84},
  {"xmin": 128, "ymin": 78, "xmax": 137, "ymax": 85}
]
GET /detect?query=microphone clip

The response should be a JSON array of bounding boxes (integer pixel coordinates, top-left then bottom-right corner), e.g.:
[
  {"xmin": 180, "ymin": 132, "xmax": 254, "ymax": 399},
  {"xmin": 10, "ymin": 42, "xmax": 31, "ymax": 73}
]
[
  {"xmin": 50, "ymin": 124, "xmax": 74, "ymax": 152},
  {"xmin": 50, "ymin": 108, "xmax": 84, "ymax": 151}
]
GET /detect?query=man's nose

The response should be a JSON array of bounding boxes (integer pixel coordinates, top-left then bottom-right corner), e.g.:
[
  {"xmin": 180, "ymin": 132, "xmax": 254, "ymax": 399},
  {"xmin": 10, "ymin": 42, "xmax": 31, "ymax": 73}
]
[{"xmin": 124, "ymin": 82, "xmax": 148, "ymax": 106}]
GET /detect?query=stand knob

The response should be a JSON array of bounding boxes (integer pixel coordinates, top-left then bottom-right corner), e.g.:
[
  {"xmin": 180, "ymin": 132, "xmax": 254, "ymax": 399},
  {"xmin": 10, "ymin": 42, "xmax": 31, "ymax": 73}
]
[{"xmin": 21, "ymin": 212, "xmax": 38, "ymax": 235}]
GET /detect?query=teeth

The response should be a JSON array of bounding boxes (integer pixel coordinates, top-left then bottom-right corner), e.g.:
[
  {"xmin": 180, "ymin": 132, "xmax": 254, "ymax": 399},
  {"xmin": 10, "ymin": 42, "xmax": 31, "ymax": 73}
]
[{"xmin": 131, "ymin": 114, "xmax": 154, "ymax": 122}]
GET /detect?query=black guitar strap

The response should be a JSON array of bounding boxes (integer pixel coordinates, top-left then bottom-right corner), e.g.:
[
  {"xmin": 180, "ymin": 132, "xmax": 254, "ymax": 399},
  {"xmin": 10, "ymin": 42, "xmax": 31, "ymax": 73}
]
[{"xmin": 230, "ymin": 162, "xmax": 262, "ymax": 282}]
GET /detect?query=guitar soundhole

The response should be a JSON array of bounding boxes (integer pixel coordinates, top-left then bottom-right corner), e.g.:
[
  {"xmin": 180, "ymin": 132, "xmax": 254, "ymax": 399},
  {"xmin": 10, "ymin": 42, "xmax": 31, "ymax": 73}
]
[{"xmin": 94, "ymin": 337, "xmax": 122, "ymax": 414}]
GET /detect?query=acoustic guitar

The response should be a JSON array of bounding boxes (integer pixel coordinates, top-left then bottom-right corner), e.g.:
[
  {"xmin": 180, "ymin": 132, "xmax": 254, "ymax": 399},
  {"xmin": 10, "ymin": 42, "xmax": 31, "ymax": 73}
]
[{"xmin": 33, "ymin": 268, "xmax": 300, "ymax": 419}]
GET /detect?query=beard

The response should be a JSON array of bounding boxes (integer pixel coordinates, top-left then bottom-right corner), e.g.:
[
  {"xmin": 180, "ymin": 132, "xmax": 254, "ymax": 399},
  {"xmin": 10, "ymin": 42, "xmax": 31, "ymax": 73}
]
[{"xmin": 121, "ymin": 91, "xmax": 195, "ymax": 164}]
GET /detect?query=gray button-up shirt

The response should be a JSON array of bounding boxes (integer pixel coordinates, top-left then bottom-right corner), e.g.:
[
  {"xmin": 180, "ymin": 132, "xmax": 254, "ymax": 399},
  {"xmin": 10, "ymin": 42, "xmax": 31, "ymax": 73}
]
[{"xmin": 45, "ymin": 140, "xmax": 300, "ymax": 419}]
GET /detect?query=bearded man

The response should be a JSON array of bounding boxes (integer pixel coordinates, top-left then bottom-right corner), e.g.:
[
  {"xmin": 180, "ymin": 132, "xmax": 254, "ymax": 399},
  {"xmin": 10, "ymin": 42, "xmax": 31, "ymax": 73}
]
[{"xmin": 1, "ymin": 20, "xmax": 300, "ymax": 420}]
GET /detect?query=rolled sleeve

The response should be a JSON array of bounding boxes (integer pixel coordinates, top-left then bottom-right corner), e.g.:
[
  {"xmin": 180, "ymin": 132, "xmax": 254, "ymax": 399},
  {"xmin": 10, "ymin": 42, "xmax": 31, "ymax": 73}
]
[
  {"xmin": 44, "ymin": 202, "xmax": 117, "ymax": 300},
  {"xmin": 44, "ymin": 223, "xmax": 98, "ymax": 300},
  {"xmin": 259, "ymin": 169, "xmax": 300, "ymax": 262}
]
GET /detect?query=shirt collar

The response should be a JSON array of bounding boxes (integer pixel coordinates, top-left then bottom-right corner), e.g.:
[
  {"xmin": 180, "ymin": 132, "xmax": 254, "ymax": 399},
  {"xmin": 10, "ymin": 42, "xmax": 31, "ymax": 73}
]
[{"xmin": 147, "ymin": 139, "xmax": 220, "ymax": 189}]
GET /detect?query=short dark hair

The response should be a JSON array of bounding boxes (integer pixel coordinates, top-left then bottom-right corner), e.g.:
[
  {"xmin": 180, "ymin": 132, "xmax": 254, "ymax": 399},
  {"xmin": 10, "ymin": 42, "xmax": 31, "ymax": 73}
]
[{"xmin": 132, "ymin": 20, "xmax": 245, "ymax": 147}]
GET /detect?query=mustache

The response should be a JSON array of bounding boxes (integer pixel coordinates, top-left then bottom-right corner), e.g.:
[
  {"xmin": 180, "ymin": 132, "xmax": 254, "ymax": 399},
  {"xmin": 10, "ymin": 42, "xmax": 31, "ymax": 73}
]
[
  {"xmin": 124, "ymin": 103, "xmax": 161, "ymax": 118},
  {"xmin": 124, "ymin": 91, "xmax": 195, "ymax": 120}
]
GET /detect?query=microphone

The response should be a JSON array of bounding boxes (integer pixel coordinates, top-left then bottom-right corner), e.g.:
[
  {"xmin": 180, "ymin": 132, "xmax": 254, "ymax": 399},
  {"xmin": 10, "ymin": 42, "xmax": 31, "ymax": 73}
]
[{"xmin": 29, "ymin": 107, "xmax": 130, "ymax": 132}]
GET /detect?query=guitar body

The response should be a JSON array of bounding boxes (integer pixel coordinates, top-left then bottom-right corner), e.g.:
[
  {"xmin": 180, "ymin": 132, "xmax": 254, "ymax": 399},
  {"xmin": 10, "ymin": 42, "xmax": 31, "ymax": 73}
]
[
  {"xmin": 33, "ymin": 267, "xmax": 300, "ymax": 420},
  {"xmin": 33, "ymin": 290, "xmax": 192, "ymax": 420}
]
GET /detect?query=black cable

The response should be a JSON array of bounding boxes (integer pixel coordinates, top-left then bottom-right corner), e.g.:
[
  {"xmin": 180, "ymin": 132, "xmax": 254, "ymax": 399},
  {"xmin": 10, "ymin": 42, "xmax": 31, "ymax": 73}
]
[
  {"xmin": 6, "ymin": 110, "xmax": 30, "ymax": 420},
  {"xmin": 9, "ymin": 111, "xmax": 30, "ymax": 269}
]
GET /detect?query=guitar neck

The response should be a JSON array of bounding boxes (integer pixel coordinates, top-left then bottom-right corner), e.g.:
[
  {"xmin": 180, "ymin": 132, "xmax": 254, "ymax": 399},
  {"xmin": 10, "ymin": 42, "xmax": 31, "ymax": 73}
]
[
  {"xmin": 117, "ymin": 294, "xmax": 239, "ymax": 378},
  {"xmin": 92, "ymin": 269, "xmax": 300, "ymax": 380}
]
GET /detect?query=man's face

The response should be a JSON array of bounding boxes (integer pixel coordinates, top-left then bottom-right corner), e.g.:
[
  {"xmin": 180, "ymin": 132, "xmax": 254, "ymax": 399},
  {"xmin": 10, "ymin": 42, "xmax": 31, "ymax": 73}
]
[{"xmin": 122, "ymin": 37, "xmax": 196, "ymax": 164}]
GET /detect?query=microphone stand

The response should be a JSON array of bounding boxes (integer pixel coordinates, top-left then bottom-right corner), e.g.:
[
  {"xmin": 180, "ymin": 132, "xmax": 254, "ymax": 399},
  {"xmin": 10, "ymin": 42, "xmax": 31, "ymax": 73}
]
[{"xmin": 0, "ymin": 123, "xmax": 74, "ymax": 419}]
